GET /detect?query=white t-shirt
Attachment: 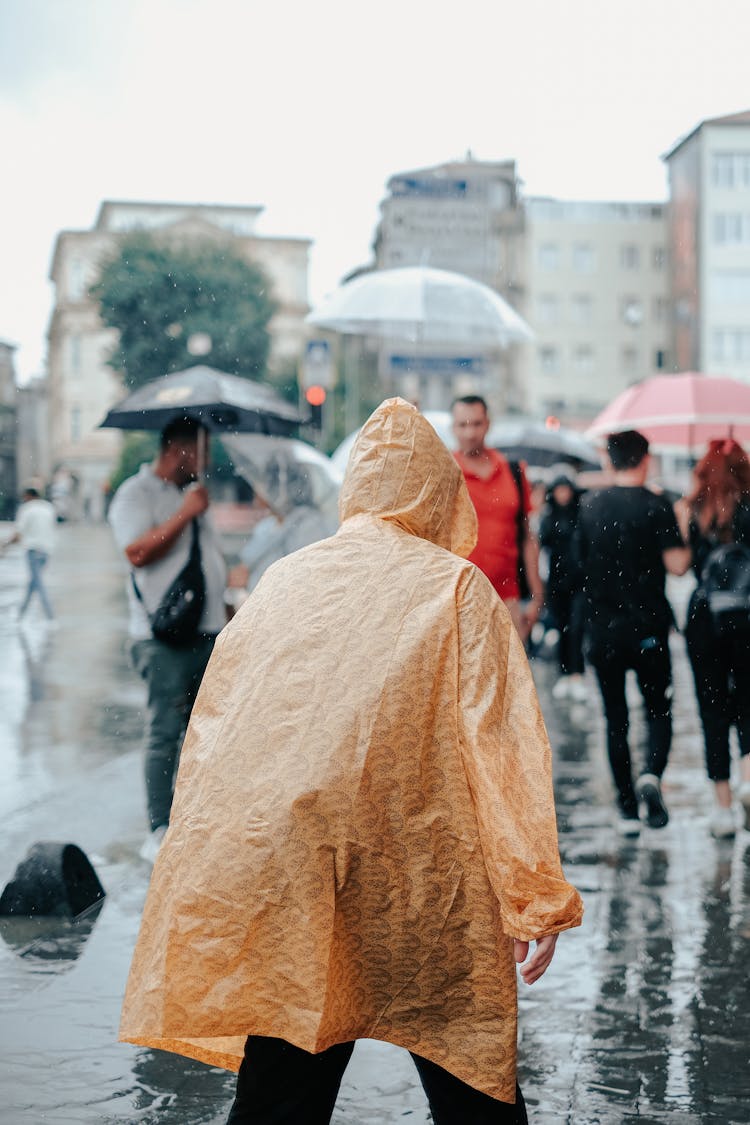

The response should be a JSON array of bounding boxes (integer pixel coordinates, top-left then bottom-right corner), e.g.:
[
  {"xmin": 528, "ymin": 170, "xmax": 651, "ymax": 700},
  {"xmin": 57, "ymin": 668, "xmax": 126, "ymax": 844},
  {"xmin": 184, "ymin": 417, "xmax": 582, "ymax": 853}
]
[
  {"xmin": 17, "ymin": 498, "xmax": 57, "ymax": 554},
  {"xmin": 108, "ymin": 464, "xmax": 227, "ymax": 640}
]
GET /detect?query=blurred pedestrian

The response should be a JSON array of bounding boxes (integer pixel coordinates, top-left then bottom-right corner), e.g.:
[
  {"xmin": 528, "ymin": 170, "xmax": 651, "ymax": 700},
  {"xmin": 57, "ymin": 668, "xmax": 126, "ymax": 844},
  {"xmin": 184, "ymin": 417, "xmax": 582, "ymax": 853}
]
[
  {"xmin": 107, "ymin": 417, "xmax": 227, "ymax": 863},
  {"xmin": 451, "ymin": 395, "xmax": 544, "ymax": 642},
  {"xmin": 538, "ymin": 471, "xmax": 586, "ymax": 701},
  {"xmin": 240, "ymin": 465, "xmax": 338, "ymax": 594},
  {"xmin": 675, "ymin": 438, "xmax": 750, "ymax": 837},
  {"xmin": 574, "ymin": 431, "xmax": 690, "ymax": 835},
  {"xmin": 120, "ymin": 399, "xmax": 582, "ymax": 1125},
  {"xmin": 1, "ymin": 483, "xmax": 57, "ymax": 621}
]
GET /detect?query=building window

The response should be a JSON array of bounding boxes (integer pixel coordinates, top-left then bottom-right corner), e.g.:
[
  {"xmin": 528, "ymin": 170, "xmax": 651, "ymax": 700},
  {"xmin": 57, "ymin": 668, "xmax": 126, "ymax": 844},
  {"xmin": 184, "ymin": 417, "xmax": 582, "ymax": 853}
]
[
  {"xmin": 622, "ymin": 346, "xmax": 639, "ymax": 374},
  {"xmin": 713, "ymin": 212, "xmax": 750, "ymax": 244},
  {"xmin": 709, "ymin": 270, "xmax": 750, "ymax": 302},
  {"xmin": 537, "ymin": 294, "xmax": 559, "ymax": 324},
  {"xmin": 538, "ymin": 243, "xmax": 560, "ymax": 271},
  {"xmin": 713, "ymin": 329, "xmax": 750, "ymax": 363},
  {"xmin": 571, "ymin": 294, "xmax": 592, "ymax": 324},
  {"xmin": 539, "ymin": 346, "xmax": 560, "ymax": 373},
  {"xmin": 620, "ymin": 244, "xmax": 640, "ymax": 270},
  {"xmin": 652, "ymin": 297, "xmax": 670, "ymax": 323},
  {"xmin": 572, "ymin": 243, "xmax": 596, "ymax": 273},
  {"xmin": 620, "ymin": 297, "xmax": 644, "ymax": 326},
  {"xmin": 70, "ymin": 335, "xmax": 82, "ymax": 375},
  {"xmin": 69, "ymin": 258, "xmax": 86, "ymax": 301},
  {"xmin": 572, "ymin": 346, "xmax": 594, "ymax": 374},
  {"xmin": 71, "ymin": 406, "xmax": 82, "ymax": 442},
  {"xmin": 711, "ymin": 152, "xmax": 750, "ymax": 189},
  {"xmin": 652, "ymin": 246, "xmax": 666, "ymax": 270}
]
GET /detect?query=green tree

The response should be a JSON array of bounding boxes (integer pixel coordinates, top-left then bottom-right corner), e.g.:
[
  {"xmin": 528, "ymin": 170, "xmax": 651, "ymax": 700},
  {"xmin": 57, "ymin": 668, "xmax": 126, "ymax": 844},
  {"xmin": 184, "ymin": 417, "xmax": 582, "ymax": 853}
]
[{"xmin": 92, "ymin": 233, "xmax": 277, "ymax": 389}]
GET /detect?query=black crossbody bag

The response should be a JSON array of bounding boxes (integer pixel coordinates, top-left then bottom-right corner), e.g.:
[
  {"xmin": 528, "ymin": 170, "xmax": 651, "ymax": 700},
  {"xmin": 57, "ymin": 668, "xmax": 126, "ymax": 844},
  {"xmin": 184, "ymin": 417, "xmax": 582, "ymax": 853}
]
[{"xmin": 132, "ymin": 520, "xmax": 206, "ymax": 647}]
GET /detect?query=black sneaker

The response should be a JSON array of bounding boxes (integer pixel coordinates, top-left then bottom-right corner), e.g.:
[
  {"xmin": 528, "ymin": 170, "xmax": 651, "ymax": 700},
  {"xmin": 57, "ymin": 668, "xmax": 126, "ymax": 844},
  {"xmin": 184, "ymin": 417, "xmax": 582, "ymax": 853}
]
[
  {"xmin": 616, "ymin": 812, "xmax": 641, "ymax": 837},
  {"xmin": 636, "ymin": 773, "xmax": 669, "ymax": 828}
]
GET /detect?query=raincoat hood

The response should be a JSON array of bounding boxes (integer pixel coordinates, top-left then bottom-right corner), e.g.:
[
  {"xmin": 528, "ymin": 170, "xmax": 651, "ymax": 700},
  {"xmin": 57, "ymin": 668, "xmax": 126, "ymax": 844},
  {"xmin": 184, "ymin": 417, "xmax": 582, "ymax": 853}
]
[{"xmin": 339, "ymin": 398, "xmax": 477, "ymax": 557}]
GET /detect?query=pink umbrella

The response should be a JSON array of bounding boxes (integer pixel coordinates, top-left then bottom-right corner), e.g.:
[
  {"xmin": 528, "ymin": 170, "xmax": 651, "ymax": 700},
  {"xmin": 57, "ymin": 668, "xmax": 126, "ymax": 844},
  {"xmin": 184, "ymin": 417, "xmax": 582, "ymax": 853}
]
[{"xmin": 585, "ymin": 372, "xmax": 750, "ymax": 451}]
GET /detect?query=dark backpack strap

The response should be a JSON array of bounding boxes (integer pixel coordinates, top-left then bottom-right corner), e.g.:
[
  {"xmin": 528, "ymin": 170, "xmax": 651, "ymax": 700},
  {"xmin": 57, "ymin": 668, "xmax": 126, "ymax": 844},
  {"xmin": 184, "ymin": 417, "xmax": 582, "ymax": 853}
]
[
  {"xmin": 131, "ymin": 519, "xmax": 200, "ymax": 604},
  {"xmin": 508, "ymin": 460, "xmax": 530, "ymax": 599}
]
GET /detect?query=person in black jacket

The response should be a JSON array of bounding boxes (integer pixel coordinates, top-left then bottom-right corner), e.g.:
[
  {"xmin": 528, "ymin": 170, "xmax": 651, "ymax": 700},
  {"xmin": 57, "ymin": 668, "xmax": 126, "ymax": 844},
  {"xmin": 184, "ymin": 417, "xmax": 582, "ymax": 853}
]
[
  {"xmin": 574, "ymin": 431, "xmax": 691, "ymax": 836},
  {"xmin": 538, "ymin": 472, "xmax": 586, "ymax": 701}
]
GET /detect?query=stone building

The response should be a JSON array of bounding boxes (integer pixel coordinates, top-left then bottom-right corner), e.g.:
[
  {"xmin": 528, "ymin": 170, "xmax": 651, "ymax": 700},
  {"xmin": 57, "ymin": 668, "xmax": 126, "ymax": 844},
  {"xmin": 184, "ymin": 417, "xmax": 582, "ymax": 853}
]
[{"xmin": 47, "ymin": 201, "xmax": 311, "ymax": 518}]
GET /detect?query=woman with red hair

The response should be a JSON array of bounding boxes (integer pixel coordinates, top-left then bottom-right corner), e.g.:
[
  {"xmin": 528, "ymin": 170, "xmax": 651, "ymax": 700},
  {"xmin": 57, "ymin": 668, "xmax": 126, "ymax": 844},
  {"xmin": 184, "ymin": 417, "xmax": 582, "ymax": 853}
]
[{"xmin": 676, "ymin": 438, "xmax": 750, "ymax": 837}]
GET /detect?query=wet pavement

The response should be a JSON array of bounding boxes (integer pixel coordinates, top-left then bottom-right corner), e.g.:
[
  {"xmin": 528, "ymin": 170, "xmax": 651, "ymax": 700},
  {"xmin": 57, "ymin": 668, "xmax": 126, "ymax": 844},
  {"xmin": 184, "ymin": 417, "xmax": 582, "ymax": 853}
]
[{"xmin": 0, "ymin": 523, "xmax": 749, "ymax": 1123}]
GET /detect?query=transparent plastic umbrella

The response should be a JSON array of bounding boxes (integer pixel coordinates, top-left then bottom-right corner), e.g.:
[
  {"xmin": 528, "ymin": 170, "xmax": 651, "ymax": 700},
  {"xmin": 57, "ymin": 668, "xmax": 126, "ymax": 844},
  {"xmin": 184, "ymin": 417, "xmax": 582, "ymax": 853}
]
[{"xmin": 306, "ymin": 266, "xmax": 533, "ymax": 347}]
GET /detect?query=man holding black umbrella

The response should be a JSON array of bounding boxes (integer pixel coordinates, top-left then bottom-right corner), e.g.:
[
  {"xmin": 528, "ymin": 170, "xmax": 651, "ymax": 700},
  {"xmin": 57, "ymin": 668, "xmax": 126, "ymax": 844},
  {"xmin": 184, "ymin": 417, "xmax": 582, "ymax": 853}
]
[{"xmin": 108, "ymin": 417, "xmax": 227, "ymax": 862}]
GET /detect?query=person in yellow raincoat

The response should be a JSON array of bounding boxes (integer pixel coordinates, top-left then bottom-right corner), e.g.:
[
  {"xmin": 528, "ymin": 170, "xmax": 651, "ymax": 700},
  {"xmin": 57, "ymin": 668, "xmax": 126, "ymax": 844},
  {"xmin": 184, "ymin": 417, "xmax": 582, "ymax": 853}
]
[{"xmin": 120, "ymin": 398, "xmax": 583, "ymax": 1124}]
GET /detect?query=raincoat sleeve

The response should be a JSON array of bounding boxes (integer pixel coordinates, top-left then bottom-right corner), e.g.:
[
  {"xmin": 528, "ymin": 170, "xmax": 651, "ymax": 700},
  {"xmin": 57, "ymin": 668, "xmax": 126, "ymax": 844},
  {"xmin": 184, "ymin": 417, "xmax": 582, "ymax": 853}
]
[{"xmin": 456, "ymin": 568, "xmax": 583, "ymax": 942}]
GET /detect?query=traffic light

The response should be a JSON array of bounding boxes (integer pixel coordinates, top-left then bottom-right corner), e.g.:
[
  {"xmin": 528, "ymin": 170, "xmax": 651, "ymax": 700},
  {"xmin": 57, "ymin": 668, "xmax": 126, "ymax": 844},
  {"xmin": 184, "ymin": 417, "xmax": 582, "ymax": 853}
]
[{"xmin": 305, "ymin": 384, "xmax": 326, "ymax": 429}]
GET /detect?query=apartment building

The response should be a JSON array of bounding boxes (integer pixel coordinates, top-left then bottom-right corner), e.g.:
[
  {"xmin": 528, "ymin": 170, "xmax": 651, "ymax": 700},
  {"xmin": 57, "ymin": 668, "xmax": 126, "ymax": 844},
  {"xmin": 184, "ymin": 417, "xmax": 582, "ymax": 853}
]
[
  {"xmin": 664, "ymin": 109, "xmax": 750, "ymax": 380},
  {"xmin": 520, "ymin": 199, "xmax": 671, "ymax": 423}
]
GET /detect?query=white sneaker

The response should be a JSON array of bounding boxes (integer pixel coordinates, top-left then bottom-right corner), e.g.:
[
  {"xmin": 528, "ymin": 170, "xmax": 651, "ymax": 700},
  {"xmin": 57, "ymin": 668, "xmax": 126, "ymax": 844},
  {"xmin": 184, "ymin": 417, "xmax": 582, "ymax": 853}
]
[
  {"xmin": 709, "ymin": 805, "xmax": 736, "ymax": 839},
  {"xmin": 552, "ymin": 677, "xmax": 571, "ymax": 700},
  {"xmin": 738, "ymin": 782, "xmax": 750, "ymax": 832},
  {"xmin": 139, "ymin": 825, "xmax": 167, "ymax": 864},
  {"xmin": 616, "ymin": 813, "xmax": 641, "ymax": 837}
]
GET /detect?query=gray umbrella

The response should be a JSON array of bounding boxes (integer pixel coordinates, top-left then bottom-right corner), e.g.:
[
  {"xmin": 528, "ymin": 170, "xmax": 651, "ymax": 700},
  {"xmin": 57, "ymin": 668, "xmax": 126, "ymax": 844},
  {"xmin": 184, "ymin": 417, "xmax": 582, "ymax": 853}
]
[{"xmin": 99, "ymin": 365, "xmax": 304, "ymax": 435}]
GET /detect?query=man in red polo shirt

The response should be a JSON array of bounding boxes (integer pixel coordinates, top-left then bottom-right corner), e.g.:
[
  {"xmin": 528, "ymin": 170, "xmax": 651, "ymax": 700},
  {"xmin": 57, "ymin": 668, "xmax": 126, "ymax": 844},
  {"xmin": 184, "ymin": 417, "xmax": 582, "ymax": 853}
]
[{"xmin": 452, "ymin": 395, "xmax": 543, "ymax": 641}]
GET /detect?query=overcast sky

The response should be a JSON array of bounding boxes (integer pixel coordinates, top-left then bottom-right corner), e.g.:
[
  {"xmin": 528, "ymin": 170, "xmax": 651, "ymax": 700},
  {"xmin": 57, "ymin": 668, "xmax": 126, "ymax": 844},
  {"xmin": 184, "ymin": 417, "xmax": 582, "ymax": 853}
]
[{"xmin": 2, "ymin": 0, "xmax": 750, "ymax": 382}]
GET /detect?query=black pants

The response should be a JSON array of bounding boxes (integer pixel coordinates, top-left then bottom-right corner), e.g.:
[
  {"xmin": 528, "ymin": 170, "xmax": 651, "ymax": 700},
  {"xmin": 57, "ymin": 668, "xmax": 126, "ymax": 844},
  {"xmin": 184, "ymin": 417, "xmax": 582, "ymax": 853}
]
[
  {"xmin": 547, "ymin": 587, "xmax": 585, "ymax": 676},
  {"xmin": 226, "ymin": 1036, "xmax": 528, "ymax": 1125},
  {"xmin": 587, "ymin": 629, "xmax": 672, "ymax": 815},
  {"xmin": 685, "ymin": 601, "xmax": 750, "ymax": 781}
]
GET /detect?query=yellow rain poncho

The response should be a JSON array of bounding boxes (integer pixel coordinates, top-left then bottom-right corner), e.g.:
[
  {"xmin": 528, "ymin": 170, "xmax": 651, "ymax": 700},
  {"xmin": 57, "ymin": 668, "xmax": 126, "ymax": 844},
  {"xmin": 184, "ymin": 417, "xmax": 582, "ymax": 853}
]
[{"xmin": 120, "ymin": 398, "xmax": 583, "ymax": 1101}]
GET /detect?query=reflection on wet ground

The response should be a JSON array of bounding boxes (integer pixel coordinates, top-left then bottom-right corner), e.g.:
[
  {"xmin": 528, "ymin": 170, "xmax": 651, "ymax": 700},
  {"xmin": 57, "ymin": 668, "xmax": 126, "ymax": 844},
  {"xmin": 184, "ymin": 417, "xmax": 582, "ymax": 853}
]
[{"xmin": 0, "ymin": 527, "xmax": 749, "ymax": 1123}]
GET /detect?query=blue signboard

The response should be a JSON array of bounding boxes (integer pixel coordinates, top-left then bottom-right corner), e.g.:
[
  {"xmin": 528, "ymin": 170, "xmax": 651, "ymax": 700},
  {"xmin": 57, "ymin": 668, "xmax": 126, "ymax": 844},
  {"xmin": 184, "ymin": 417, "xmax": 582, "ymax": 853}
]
[{"xmin": 389, "ymin": 355, "xmax": 483, "ymax": 376}]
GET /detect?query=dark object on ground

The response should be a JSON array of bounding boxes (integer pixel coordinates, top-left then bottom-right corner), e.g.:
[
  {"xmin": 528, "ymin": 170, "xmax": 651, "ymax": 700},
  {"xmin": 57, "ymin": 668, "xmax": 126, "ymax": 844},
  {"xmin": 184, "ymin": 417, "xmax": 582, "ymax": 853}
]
[{"xmin": 0, "ymin": 842, "xmax": 106, "ymax": 918}]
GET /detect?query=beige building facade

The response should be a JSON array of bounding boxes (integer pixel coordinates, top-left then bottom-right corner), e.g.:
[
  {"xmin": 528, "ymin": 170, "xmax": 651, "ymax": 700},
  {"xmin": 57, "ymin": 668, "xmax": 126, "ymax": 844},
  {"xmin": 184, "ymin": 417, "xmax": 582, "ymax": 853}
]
[
  {"xmin": 47, "ymin": 201, "xmax": 311, "ymax": 517},
  {"xmin": 520, "ymin": 199, "xmax": 671, "ymax": 424},
  {"xmin": 664, "ymin": 110, "xmax": 750, "ymax": 381}
]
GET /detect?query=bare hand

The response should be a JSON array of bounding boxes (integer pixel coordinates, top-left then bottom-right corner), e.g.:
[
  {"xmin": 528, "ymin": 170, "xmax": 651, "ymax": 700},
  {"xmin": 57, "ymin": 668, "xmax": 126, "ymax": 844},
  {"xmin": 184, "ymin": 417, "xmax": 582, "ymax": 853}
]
[
  {"xmin": 521, "ymin": 596, "xmax": 543, "ymax": 633},
  {"xmin": 180, "ymin": 484, "xmax": 210, "ymax": 520},
  {"xmin": 514, "ymin": 934, "xmax": 558, "ymax": 984}
]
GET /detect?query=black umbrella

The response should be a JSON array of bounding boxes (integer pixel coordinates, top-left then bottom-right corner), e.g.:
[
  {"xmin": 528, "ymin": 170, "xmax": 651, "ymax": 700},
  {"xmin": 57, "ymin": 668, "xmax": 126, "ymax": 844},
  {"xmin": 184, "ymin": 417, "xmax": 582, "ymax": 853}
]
[
  {"xmin": 99, "ymin": 365, "xmax": 305, "ymax": 435},
  {"xmin": 488, "ymin": 417, "xmax": 601, "ymax": 471}
]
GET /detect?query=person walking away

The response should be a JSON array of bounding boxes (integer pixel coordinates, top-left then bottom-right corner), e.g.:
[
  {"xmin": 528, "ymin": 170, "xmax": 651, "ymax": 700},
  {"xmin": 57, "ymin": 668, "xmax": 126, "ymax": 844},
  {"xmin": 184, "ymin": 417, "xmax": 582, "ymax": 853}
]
[
  {"xmin": 674, "ymin": 438, "xmax": 750, "ymax": 837},
  {"xmin": 108, "ymin": 417, "xmax": 227, "ymax": 863},
  {"xmin": 451, "ymin": 395, "xmax": 544, "ymax": 643},
  {"xmin": 120, "ymin": 399, "xmax": 583, "ymax": 1124},
  {"xmin": 538, "ymin": 471, "xmax": 586, "ymax": 701},
  {"xmin": 574, "ymin": 430, "xmax": 690, "ymax": 835},
  {"xmin": 1, "ymin": 484, "xmax": 57, "ymax": 620}
]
